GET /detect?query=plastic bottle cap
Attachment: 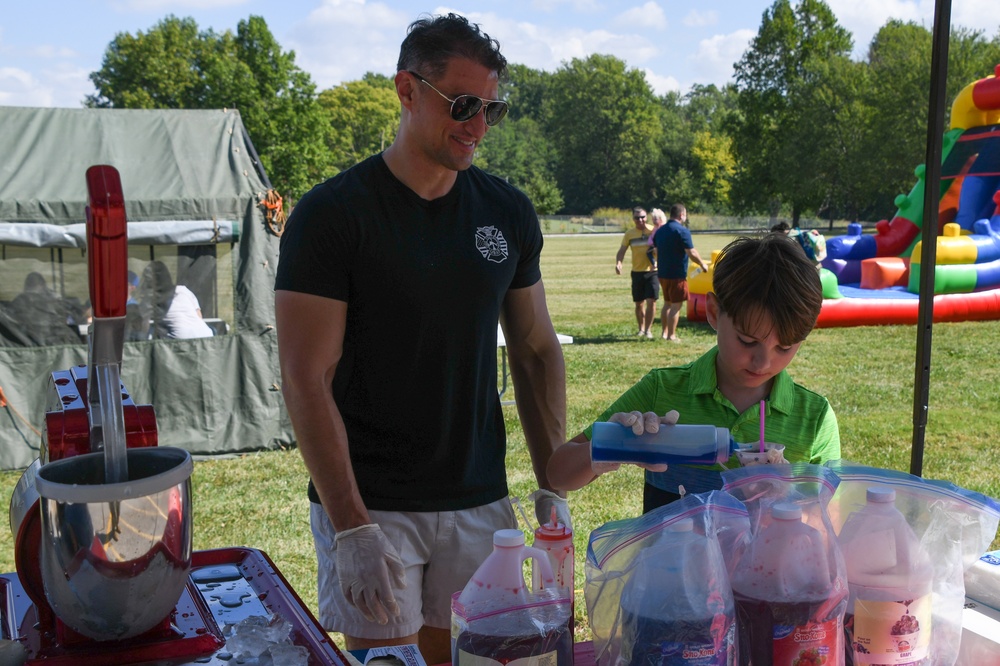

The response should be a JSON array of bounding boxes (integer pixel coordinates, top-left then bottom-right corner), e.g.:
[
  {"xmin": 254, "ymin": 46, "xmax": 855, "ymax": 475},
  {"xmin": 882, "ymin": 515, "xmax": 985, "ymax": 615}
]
[
  {"xmin": 493, "ymin": 528, "xmax": 526, "ymax": 547},
  {"xmin": 535, "ymin": 523, "xmax": 570, "ymax": 539},
  {"xmin": 867, "ymin": 486, "xmax": 896, "ymax": 503},
  {"xmin": 771, "ymin": 502, "xmax": 802, "ymax": 520}
]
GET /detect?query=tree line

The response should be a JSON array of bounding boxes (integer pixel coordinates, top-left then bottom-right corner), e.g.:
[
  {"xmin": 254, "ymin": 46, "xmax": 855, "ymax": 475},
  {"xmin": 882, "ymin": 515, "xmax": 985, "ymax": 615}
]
[{"xmin": 85, "ymin": 0, "xmax": 1000, "ymax": 222}]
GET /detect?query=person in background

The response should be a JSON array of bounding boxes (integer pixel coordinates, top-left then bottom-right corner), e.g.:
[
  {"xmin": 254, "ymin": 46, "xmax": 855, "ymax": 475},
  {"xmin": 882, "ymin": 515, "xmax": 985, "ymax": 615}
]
[
  {"xmin": 645, "ymin": 207, "xmax": 667, "ymax": 270},
  {"xmin": 615, "ymin": 206, "xmax": 659, "ymax": 339},
  {"xmin": 653, "ymin": 203, "xmax": 709, "ymax": 342},
  {"xmin": 7, "ymin": 272, "xmax": 79, "ymax": 346},
  {"xmin": 138, "ymin": 261, "xmax": 214, "ymax": 339},
  {"xmin": 273, "ymin": 13, "xmax": 567, "ymax": 665},
  {"xmin": 547, "ymin": 233, "xmax": 840, "ymax": 511}
]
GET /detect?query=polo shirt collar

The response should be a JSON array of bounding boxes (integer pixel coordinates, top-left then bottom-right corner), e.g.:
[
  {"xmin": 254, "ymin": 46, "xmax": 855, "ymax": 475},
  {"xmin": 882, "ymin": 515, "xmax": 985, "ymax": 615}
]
[{"xmin": 689, "ymin": 345, "xmax": 795, "ymax": 413}]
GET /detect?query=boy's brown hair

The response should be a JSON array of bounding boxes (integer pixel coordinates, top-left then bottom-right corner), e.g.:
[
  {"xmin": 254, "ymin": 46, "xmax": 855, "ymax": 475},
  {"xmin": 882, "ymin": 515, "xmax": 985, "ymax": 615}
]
[{"xmin": 711, "ymin": 234, "xmax": 823, "ymax": 346}]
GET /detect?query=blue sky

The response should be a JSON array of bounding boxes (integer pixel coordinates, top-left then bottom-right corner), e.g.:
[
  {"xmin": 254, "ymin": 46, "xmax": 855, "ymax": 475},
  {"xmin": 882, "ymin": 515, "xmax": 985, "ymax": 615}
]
[{"xmin": 1, "ymin": 0, "xmax": 996, "ymax": 108}]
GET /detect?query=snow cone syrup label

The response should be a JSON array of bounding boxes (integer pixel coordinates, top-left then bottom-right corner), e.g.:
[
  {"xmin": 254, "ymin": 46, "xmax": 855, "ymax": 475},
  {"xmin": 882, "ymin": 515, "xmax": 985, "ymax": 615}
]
[
  {"xmin": 772, "ymin": 617, "xmax": 841, "ymax": 666},
  {"xmin": 851, "ymin": 596, "xmax": 930, "ymax": 665}
]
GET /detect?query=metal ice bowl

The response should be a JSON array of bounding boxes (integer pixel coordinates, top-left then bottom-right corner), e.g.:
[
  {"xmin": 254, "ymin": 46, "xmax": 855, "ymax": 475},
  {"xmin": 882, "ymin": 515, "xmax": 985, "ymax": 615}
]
[{"xmin": 34, "ymin": 447, "xmax": 193, "ymax": 641}]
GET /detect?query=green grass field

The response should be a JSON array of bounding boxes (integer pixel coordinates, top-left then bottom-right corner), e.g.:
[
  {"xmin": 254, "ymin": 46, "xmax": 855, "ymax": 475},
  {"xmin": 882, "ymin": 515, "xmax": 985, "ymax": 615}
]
[{"xmin": 3, "ymin": 233, "xmax": 999, "ymax": 643}]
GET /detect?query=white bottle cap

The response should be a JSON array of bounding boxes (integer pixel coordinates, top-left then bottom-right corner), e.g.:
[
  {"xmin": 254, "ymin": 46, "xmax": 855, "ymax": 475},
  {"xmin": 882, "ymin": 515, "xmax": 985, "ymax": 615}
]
[
  {"xmin": 867, "ymin": 486, "xmax": 896, "ymax": 503},
  {"xmin": 494, "ymin": 528, "xmax": 525, "ymax": 547},
  {"xmin": 771, "ymin": 502, "xmax": 802, "ymax": 520}
]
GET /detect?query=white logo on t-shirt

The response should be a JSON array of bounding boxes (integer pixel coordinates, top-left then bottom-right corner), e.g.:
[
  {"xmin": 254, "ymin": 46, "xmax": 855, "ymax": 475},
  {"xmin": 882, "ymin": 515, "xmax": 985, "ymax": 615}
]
[{"xmin": 475, "ymin": 226, "xmax": 509, "ymax": 263}]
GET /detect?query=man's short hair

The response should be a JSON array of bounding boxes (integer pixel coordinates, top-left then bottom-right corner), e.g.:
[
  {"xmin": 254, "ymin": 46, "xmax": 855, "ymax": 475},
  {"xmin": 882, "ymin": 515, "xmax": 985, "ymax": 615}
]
[
  {"xmin": 711, "ymin": 234, "xmax": 823, "ymax": 346},
  {"xmin": 632, "ymin": 206, "xmax": 646, "ymax": 218},
  {"xmin": 669, "ymin": 203, "xmax": 686, "ymax": 219},
  {"xmin": 397, "ymin": 13, "xmax": 508, "ymax": 81},
  {"xmin": 771, "ymin": 222, "xmax": 791, "ymax": 233}
]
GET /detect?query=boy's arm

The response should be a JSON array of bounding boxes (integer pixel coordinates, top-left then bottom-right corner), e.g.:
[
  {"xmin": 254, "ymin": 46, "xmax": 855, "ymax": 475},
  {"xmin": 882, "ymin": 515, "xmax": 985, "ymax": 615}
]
[
  {"xmin": 547, "ymin": 433, "xmax": 601, "ymax": 491},
  {"xmin": 547, "ymin": 411, "xmax": 673, "ymax": 491}
]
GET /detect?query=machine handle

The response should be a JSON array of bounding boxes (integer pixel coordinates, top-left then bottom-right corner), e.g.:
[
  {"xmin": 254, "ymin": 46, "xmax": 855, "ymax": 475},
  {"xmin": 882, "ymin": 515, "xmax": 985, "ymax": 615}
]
[{"xmin": 85, "ymin": 165, "xmax": 128, "ymax": 319}]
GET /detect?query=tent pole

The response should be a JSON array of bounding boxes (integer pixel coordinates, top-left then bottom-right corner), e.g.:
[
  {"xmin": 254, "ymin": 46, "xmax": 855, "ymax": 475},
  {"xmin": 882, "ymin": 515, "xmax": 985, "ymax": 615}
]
[{"xmin": 910, "ymin": 0, "xmax": 952, "ymax": 477}]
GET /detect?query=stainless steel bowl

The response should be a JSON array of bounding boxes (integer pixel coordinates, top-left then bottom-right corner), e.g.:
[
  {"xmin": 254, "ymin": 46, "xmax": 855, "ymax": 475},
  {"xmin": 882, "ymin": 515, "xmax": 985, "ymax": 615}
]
[{"xmin": 34, "ymin": 446, "xmax": 193, "ymax": 641}]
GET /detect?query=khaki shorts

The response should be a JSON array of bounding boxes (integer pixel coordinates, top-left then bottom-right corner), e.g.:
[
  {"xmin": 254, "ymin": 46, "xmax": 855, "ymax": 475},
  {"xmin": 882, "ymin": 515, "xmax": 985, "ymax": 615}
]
[{"xmin": 311, "ymin": 498, "xmax": 517, "ymax": 639}]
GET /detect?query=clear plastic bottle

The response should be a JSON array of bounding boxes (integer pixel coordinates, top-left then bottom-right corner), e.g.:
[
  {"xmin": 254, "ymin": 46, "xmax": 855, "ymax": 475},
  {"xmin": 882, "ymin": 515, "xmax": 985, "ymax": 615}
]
[
  {"xmin": 590, "ymin": 422, "xmax": 735, "ymax": 466},
  {"xmin": 619, "ymin": 519, "xmax": 736, "ymax": 666},
  {"xmin": 533, "ymin": 506, "xmax": 575, "ymax": 633},
  {"xmin": 732, "ymin": 502, "xmax": 844, "ymax": 666},
  {"xmin": 838, "ymin": 486, "xmax": 932, "ymax": 666}
]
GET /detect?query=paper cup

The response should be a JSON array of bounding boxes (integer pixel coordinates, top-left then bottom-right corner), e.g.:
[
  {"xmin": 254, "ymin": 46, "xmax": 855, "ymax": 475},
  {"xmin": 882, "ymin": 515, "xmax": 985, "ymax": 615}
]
[{"xmin": 735, "ymin": 443, "xmax": 786, "ymax": 466}]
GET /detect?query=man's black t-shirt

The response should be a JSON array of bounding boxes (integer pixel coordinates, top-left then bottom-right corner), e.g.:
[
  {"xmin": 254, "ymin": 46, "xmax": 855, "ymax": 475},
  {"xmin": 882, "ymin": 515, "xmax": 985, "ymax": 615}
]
[{"xmin": 275, "ymin": 154, "xmax": 542, "ymax": 512}]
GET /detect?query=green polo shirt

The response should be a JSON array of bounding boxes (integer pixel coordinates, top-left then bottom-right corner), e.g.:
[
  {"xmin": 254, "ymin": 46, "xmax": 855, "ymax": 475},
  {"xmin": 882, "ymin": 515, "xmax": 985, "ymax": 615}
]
[{"xmin": 583, "ymin": 346, "xmax": 840, "ymax": 495}]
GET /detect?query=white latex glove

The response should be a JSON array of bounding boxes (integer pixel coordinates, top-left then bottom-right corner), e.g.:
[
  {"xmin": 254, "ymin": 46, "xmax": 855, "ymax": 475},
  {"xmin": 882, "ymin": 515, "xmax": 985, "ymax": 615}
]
[
  {"xmin": 335, "ymin": 523, "xmax": 406, "ymax": 624},
  {"xmin": 591, "ymin": 409, "xmax": 680, "ymax": 475},
  {"xmin": 529, "ymin": 488, "xmax": 572, "ymax": 531}
]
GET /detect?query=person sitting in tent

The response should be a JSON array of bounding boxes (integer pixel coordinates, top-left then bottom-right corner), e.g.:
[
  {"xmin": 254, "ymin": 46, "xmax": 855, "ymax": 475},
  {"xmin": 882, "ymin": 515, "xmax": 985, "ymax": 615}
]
[
  {"xmin": 6, "ymin": 272, "xmax": 80, "ymax": 346},
  {"xmin": 138, "ymin": 261, "xmax": 214, "ymax": 339}
]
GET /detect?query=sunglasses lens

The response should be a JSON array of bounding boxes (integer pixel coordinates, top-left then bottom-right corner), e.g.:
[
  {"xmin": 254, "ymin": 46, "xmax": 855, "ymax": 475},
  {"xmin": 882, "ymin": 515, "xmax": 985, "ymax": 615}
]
[
  {"xmin": 451, "ymin": 95, "xmax": 484, "ymax": 122},
  {"xmin": 484, "ymin": 101, "xmax": 508, "ymax": 126}
]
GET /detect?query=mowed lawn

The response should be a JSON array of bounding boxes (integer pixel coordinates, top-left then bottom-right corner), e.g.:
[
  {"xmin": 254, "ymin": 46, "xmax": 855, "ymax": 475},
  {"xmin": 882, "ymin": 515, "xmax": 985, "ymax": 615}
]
[{"xmin": 2, "ymin": 233, "xmax": 998, "ymax": 643}]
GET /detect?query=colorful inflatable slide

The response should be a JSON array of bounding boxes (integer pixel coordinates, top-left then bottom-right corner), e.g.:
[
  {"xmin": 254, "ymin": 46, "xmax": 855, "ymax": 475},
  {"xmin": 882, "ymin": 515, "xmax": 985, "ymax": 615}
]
[{"xmin": 689, "ymin": 64, "xmax": 1000, "ymax": 328}]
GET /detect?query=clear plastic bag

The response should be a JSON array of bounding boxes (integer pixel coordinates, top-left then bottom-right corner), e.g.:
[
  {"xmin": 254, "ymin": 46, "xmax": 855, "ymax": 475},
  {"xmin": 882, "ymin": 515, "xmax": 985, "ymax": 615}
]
[
  {"xmin": 584, "ymin": 491, "xmax": 750, "ymax": 666},
  {"xmin": 825, "ymin": 462, "xmax": 1000, "ymax": 666},
  {"xmin": 722, "ymin": 463, "xmax": 849, "ymax": 666},
  {"xmin": 451, "ymin": 587, "xmax": 573, "ymax": 666}
]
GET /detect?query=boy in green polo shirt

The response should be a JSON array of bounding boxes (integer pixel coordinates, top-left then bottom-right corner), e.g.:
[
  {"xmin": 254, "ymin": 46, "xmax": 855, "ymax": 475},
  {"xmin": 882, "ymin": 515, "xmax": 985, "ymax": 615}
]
[{"xmin": 548, "ymin": 233, "xmax": 840, "ymax": 512}]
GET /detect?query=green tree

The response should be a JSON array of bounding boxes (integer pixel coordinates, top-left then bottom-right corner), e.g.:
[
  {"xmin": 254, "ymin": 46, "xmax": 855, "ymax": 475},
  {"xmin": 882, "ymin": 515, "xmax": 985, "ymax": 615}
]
[
  {"xmin": 730, "ymin": 0, "xmax": 853, "ymax": 223},
  {"xmin": 545, "ymin": 54, "xmax": 663, "ymax": 212},
  {"xmin": 476, "ymin": 115, "xmax": 564, "ymax": 214},
  {"xmin": 87, "ymin": 15, "xmax": 331, "ymax": 199},
  {"xmin": 319, "ymin": 76, "xmax": 400, "ymax": 172}
]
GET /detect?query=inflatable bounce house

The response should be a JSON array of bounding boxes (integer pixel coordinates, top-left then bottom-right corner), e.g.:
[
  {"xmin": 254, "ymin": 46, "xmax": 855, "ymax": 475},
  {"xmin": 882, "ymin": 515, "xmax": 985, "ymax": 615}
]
[{"xmin": 689, "ymin": 64, "xmax": 1000, "ymax": 328}]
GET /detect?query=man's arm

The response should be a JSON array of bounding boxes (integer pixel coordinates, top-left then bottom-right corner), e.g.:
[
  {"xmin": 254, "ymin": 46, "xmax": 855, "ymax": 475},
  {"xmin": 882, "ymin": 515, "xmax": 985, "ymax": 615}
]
[
  {"xmin": 686, "ymin": 247, "xmax": 709, "ymax": 272},
  {"xmin": 274, "ymin": 290, "xmax": 368, "ymax": 530},
  {"xmin": 615, "ymin": 245, "xmax": 627, "ymax": 275},
  {"xmin": 500, "ymin": 280, "xmax": 567, "ymax": 493}
]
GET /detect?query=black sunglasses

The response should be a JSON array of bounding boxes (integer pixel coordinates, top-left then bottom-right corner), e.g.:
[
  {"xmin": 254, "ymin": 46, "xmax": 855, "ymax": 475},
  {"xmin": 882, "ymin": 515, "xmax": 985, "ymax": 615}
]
[{"xmin": 407, "ymin": 70, "xmax": 509, "ymax": 127}]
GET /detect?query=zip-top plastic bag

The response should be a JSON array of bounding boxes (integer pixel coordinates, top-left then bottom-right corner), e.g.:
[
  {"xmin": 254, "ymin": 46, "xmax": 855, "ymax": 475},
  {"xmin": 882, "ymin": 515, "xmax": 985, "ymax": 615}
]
[
  {"xmin": 825, "ymin": 462, "xmax": 1000, "ymax": 666},
  {"xmin": 722, "ymin": 463, "xmax": 849, "ymax": 666},
  {"xmin": 584, "ymin": 491, "xmax": 750, "ymax": 666}
]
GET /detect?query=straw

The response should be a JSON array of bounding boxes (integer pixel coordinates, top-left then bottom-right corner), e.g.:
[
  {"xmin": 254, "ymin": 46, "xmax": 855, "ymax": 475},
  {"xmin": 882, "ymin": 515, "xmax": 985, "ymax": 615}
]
[{"xmin": 759, "ymin": 399, "xmax": 766, "ymax": 453}]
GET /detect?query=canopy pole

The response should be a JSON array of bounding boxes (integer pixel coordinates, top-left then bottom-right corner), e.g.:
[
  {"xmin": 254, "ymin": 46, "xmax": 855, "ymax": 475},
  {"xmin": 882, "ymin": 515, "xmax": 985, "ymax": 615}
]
[{"xmin": 910, "ymin": 0, "xmax": 952, "ymax": 477}]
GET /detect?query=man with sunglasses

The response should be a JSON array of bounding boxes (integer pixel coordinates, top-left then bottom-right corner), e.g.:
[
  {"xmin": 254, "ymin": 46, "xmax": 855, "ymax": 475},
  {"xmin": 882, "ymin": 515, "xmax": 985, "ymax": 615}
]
[
  {"xmin": 615, "ymin": 206, "xmax": 659, "ymax": 338},
  {"xmin": 274, "ymin": 13, "xmax": 568, "ymax": 664}
]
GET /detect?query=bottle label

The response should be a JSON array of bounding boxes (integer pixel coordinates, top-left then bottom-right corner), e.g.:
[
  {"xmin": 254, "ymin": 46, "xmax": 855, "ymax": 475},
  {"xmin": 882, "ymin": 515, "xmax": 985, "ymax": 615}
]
[
  {"xmin": 851, "ymin": 594, "xmax": 931, "ymax": 665},
  {"xmin": 772, "ymin": 617, "xmax": 841, "ymax": 666},
  {"xmin": 457, "ymin": 649, "xmax": 558, "ymax": 666}
]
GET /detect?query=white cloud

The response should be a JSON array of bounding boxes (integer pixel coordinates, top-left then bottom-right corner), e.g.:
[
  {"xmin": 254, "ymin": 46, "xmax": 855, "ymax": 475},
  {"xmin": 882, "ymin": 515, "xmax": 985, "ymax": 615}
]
[
  {"xmin": 685, "ymin": 29, "xmax": 755, "ymax": 89},
  {"xmin": 826, "ymin": 0, "xmax": 926, "ymax": 56},
  {"xmin": 643, "ymin": 68, "xmax": 680, "ymax": 96},
  {"xmin": 613, "ymin": 2, "xmax": 668, "ymax": 31},
  {"xmin": 286, "ymin": 0, "xmax": 412, "ymax": 90},
  {"xmin": 0, "ymin": 67, "xmax": 55, "ymax": 107},
  {"xmin": 683, "ymin": 10, "xmax": 718, "ymax": 28}
]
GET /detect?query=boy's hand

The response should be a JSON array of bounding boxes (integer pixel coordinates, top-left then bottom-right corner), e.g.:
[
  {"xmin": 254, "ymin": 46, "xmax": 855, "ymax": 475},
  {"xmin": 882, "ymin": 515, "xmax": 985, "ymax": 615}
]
[
  {"xmin": 592, "ymin": 410, "xmax": 680, "ymax": 474},
  {"xmin": 608, "ymin": 409, "xmax": 680, "ymax": 435}
]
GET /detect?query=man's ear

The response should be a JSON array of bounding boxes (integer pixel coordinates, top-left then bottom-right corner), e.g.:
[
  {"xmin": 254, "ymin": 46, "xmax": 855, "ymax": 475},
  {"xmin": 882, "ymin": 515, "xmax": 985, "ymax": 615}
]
[
  {"xmin": 706, "ymin": 292, "xmax": 719, "ymax": 330},
  {"xmin": 395, "ymin": 70, "xmax": 416, "ymax": 109}
]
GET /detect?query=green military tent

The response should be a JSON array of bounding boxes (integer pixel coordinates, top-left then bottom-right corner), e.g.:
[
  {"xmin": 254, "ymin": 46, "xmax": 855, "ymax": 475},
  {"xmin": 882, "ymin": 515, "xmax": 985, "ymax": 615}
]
[{"xmin": 0, "ymin": 107, "xmax": 294, "ymax": 470}]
